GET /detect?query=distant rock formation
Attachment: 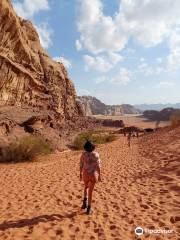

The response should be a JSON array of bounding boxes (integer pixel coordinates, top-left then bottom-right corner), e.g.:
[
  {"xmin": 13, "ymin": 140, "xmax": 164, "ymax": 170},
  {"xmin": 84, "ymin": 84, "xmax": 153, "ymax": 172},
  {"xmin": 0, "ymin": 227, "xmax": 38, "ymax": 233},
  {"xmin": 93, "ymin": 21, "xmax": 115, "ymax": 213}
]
[
  {"xmin": 77, "ymin": 96, "xmax": 107, "ymax": 115},
  {"xmin": 0, "ymin": 0, "xmax": 83, "ymax": 120},
  {"xmin": 77, "ymin": 96, "xmax": 141, "ymax": 116},
  {"xmin": 106, "ymin": 104, "xmax": 141, "ymax": 115},
  {"xmin": 135, "ymin": 103, "xmax": 180, "ymax": 111},
  {"xmin": 143, "ymin": 108, "xmax": 180, "ymax": 121}
]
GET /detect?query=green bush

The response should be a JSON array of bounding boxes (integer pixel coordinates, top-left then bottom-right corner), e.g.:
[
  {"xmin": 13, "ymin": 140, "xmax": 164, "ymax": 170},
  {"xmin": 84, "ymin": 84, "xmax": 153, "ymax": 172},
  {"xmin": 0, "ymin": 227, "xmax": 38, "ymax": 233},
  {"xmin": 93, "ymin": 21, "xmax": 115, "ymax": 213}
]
[
  {"xmin": 0, "ymin": 135, "xmax": 52, "ymax": 163},
  {"xmin": 73, "ymin": 131, "xmax": 117, "ymax": 150},
  {"xmin": 73, "ymin": 132, "xmax": 92, "ymax": 150}
]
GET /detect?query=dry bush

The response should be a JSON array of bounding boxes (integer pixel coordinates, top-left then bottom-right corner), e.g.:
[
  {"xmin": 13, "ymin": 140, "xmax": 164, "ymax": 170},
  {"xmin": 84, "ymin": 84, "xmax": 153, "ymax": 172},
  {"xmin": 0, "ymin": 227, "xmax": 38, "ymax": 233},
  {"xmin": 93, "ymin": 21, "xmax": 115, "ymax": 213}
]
[
  {"xmin": 0, "ymin": 135, "xmax": 52, "ymax": 163},
  {"xmin": 170, "ymin": 110, "xmax": 180, "ymax": 127},
  {"xmin": 73, "ymin": 131, "xmax": 117, "ymax": 150}
]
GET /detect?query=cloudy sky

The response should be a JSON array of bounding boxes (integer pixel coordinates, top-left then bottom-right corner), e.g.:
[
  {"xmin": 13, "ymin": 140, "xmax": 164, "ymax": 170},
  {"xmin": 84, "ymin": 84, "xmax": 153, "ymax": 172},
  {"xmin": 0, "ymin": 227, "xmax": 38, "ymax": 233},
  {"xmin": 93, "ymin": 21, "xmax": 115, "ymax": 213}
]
[{"xmin": 13, "ymin": 0, "xmax": 180, "ymax": 105}]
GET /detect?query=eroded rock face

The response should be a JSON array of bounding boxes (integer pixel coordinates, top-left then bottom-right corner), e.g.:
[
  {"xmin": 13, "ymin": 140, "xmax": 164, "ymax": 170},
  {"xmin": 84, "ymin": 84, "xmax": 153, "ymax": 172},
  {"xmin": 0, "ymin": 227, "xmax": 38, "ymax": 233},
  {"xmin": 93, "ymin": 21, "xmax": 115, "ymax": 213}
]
[
  {"xmin": 0, "ymin": 0, "xmax": 83, "ymax": 120},
  {"xmin": 0, "ymin": 106, "xmax": 99, "ymax": 151},
  {"xmin": 78, "ymin": 96, "xmax": 141, "ymax": 116},
  {"xmin": 77, "ymin": 96, "xmax": 107, "ymax": 116}
]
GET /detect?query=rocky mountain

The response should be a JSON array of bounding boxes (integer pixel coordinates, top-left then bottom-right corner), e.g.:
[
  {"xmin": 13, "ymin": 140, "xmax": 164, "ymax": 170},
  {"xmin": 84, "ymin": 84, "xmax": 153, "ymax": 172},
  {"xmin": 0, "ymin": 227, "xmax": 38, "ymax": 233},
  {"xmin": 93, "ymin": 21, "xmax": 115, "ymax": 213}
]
[
  {"xmin": 107, "ymin": 104, "xmax": 141, "ymax": 115},
  {"xmin": 135, "ymin": 103, "xmax": 180, "ymax": 111},
  {"xmin": 77, "ymin": 96, "xmax": 107, "ymax": 115},
  {"xmin": 0, "ymin": 0, "xmax": 101, "ymax": 151},
  {"xmin": 77, "ymin": 96, "xmax": 141, "ymax": 116},
  {"xmin": 143, "ymin": 108, "xmax": 180, "ymax": 121},
  {"xmin": 0, "ymin": 0, "xmax": 83, "ymax": 120}
]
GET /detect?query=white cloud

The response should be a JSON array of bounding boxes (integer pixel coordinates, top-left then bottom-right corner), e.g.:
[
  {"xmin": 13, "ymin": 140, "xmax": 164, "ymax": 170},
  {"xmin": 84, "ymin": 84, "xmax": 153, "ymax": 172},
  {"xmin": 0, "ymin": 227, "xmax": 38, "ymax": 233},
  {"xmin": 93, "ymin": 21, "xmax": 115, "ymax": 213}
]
[
  {"xmin": 159, "ymin": 81, "xmax": 175, "ymax": 87},
  {"xmin": 138, "ymin": 62, "xmax": 153, "ymax": 76},
  {"xmin": 13, "ymin": 0, "xmax": 49, "ymax": 19},
  {"xmin": 118, "ymin": 0, "xmax": 180, "ymax": 47},
  {"xmin": 110, "ymin": 67, "xmax": 131, "ymax": 85},
  {"xmin": 140, "ymin": 57, "xmax": 145, "ymax": 62},
  {"xmin": 77, "ymin": 88, "xmax": 91, "ymax": 96},
  {"xmin": 95, "ymin": 76, "xmax": 107, "ymax": 84},
  {"xmin": 75, "ymin": 40, "xmax": 82, "ymax": 51},
  {"xmin": 95, "ymin": 67, "xmax": 131, "ymax": 85},
  {"xmin": 138, "ymin": 59, "xmax": 164, "ymax": 76},
  {"xmin": 155, "ymin": 67, "xmax": 164, "ymax": 74},
  {"xmin": 53, "ymin": 56, "xmax": 72, "ymax": 69},
  {"xmin": 156, "ymin": 57, "xmax": 162, "ymax": 63},
  {"xmin": 83, "ymin": 55, "xmax": 111, "ymax": 72},
  {"xmin": 83, "ymin": 55, "xmax": 113, "ymax": 72},
  {"xmin": 83, "ymin": 54, "xmax": 119, "ymax": 72},
  {"xmin": 108, "ymin": 52, "xmax": 123, "ymax": 64},
  {"xmin": 76, "ymin": 0, "xmax": 128, "ymax": 54},
  {"xmin": 167, "ymin": 31, "xmax": 180, "ymax": 71},
  {"xmin": 13, "ymin": 1, "xmax": 53, "ymax": 49},
  {"xmin": 35, "ymin": 23, "xmax": 53, "ymax": 49},
  {"xmin": 76, "ymin": 0, "xmax": 180, "ymax": 55},
  {"xmin": 124, "ymin": 48, "xmax": 136, "ymax": 54},
  {"xmin": 155, "ymin": 81, "xmax": 175, "ymax": 88}
]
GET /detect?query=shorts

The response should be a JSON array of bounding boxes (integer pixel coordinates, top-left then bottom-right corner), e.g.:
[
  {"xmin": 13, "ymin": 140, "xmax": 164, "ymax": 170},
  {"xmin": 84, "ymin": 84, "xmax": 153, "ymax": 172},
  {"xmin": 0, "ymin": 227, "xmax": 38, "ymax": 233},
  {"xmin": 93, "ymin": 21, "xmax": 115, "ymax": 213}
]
[{"xmin": 83, "ymin": 170, "xmax": 99, "ymax": 187}]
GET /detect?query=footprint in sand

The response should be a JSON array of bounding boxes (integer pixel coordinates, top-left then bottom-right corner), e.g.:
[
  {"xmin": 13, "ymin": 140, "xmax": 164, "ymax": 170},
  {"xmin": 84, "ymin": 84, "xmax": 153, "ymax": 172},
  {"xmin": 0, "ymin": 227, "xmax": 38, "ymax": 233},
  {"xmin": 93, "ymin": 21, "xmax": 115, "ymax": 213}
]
[{"xmin": 170, "ymin": 216, "xmax": 180, "ymax": 224}]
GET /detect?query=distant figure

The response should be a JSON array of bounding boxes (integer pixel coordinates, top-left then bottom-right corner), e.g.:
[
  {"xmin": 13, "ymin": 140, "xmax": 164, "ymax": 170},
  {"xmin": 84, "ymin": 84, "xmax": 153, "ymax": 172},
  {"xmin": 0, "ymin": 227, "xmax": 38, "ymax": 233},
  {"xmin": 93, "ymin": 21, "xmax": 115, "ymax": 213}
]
[
  {"xmin": 80, "ymin": 141, "xmax": 101, "ymax": 214},
  {"xmin": 155, "ymin": 120, "xmax": 160, "ymax": 130},
  {"xmin": 136, "ymin": 132, "xmax": 139, "ymax": 138},
  {"xmin": 127, "ymin": 132, "xmax": 131, "ymax": 147},
  {"xmin": 132, "ymin": 132, "xmax": 136, "ymax": 138}
]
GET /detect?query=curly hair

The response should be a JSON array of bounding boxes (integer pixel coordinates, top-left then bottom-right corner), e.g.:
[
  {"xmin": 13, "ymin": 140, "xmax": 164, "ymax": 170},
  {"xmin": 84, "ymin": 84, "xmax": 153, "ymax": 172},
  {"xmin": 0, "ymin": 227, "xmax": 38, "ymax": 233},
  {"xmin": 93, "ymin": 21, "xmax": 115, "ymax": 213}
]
[{"xmin": 84, "ymin": 141, "xmax": 95, "ymax": 152}]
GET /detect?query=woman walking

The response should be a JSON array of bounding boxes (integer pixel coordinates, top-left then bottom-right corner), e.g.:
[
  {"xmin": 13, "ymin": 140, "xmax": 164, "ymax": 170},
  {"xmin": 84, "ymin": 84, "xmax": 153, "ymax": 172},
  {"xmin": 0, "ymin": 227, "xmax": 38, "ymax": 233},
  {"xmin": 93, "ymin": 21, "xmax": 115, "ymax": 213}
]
[{"xmin": 80, "ymin": 141, "xmax": 101, "ymax": 214}]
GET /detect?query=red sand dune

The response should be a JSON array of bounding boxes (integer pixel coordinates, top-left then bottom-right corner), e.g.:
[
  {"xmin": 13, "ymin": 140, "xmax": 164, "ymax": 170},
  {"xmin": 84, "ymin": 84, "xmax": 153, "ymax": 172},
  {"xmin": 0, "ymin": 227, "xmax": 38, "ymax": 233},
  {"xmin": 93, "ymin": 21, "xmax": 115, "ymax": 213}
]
[{"xmin": 0, "ymin": 127, "xmax": 179, "ymax": 240}]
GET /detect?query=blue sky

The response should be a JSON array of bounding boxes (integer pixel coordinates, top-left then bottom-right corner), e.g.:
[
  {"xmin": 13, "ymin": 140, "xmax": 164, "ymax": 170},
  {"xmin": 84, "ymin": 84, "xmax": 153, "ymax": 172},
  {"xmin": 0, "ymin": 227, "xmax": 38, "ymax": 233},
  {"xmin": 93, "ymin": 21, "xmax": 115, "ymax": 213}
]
[{"xmin": 13, "ymin": 0, "xmax": 180, "ymax": 105}]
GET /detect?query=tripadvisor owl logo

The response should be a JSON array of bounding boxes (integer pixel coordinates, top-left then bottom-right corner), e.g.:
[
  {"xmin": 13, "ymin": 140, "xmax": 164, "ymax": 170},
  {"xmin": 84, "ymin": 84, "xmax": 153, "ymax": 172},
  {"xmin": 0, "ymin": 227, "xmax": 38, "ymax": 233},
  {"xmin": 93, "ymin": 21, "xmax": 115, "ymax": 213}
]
[{"xmin": 135, "ymin": 227, "xmax": 144, "ymax": 236}]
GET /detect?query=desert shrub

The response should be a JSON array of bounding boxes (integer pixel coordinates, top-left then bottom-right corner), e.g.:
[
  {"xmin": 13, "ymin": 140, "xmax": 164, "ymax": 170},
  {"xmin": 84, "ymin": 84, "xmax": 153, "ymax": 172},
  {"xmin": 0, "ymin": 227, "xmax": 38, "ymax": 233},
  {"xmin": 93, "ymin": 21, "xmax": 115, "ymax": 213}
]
[
  {"xmin": 73, "ymin": 131, "xmax": 117, "ymax": 150},
  {"xmin": 170, "ymin": 110, "xmax": 180, "ymax": 127},
  {"xmin": 0, "ymin": 135, "xmax": 52, "ymax": 163},
  {"xmin": 105, "ymin": 134, "xmax": 117, "ymax": 142},
  {"xmin": 73, "ymin": 132, "xmax": 92, "ymax": 150}
]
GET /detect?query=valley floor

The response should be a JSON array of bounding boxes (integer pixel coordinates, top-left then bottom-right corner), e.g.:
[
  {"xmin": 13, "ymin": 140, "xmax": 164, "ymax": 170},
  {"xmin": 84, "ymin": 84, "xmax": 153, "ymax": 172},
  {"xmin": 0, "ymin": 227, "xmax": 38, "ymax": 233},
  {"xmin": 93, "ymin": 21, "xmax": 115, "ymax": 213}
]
[
  {"xmin": 0, "ymin": 127, "xmax": 179, "ymax": 240},
  {"xmin": 94, "ymin": 114, "xmax": 170, "ymax": 129}
]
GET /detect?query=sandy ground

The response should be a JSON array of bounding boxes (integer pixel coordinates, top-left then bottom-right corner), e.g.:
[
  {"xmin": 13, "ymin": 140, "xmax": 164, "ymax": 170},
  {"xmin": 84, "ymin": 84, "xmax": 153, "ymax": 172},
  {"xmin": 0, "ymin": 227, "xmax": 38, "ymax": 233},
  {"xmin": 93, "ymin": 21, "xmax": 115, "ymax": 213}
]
[
  {"xmin": 0, "ymin": 128, "xmax": 179, "ymax": 240},
  {"xmin": 94, "ymin": 114, "xmax": 170, "ymax": 129}
]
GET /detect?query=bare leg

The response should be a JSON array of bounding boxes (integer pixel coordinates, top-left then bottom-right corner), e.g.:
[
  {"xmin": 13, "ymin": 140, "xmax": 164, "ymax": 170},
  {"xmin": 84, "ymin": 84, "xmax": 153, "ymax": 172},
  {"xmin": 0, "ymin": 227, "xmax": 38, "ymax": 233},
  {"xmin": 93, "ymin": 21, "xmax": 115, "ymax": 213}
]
[
  {"xmin": 88, "ymin": 182, "xmax": 95, "ymax": 206},
  {"xmin": 84, "ymin": 186, "xmax": 88, "ymax": 199},
  {"xmin": 81, "ymin": 185, "xmax": 88, "ymax": 209}
]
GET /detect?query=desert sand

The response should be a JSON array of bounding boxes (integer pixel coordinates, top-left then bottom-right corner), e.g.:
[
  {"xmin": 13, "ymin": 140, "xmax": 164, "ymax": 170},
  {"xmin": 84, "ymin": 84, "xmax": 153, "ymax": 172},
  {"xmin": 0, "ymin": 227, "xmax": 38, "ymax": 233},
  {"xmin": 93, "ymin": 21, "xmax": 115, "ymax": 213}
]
[
  {"xmin": 95, "ymin": 114, "xmax": 170, "ymax": 129},
  {"xmin": 0, "ymin": 127, "xmax": 179, "ymax": 240}
]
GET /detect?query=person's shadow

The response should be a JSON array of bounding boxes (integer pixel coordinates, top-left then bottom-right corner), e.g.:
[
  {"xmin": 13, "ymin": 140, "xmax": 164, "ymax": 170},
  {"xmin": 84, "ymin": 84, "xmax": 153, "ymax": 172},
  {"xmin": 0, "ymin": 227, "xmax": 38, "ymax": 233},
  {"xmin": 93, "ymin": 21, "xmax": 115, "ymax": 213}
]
[{"xmin": 0, "ymin": 211, "xmax": 82, "ymax": 231}]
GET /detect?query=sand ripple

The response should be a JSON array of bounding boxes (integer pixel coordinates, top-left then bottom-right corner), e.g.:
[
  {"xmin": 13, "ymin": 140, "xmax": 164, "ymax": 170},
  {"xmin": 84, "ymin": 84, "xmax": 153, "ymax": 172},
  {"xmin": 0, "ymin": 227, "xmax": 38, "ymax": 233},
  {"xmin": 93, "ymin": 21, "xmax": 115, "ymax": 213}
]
[{"xmin": 0, "ymin": 129, "xmax": 179, "ymax": 239}]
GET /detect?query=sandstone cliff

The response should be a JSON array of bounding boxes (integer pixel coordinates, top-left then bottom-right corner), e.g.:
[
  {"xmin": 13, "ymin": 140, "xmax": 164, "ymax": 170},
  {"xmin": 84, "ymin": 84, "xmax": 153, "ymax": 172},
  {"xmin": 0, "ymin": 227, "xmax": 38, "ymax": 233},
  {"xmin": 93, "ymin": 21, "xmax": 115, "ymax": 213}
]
[
  {"xmin": 0, "ymin": 0, "xmax": 101, "ymax": 151},
  {"xmin": 77, "ymin": 96, "xmax": 107, "ymax": 115},
  {"xmin": 0, "ymin": 0, "xmax": 83, "ymax": 120},
  {"xmin": 78, "ymin": 96, "xmax": 141, "ymax": 116}
]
